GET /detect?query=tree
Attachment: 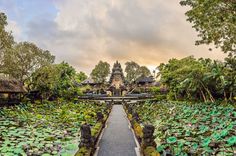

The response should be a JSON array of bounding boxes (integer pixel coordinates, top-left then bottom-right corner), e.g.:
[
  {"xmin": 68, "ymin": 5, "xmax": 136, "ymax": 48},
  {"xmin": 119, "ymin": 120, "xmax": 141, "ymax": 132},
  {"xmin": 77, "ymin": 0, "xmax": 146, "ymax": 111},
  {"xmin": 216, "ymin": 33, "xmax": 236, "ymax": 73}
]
[
  {"xmin": 0, "ymin": 12, "xmax": 14, "ymax": 71},
  {"xmin": 159, "ymin": 56, "xmax": 236, "ymax": 102},
  {"xmin": 125, "ymin": 61, "xmax": 140, "ymax": 83},
  {"xmin": 180, "ymin": 0, "xmax": 236, "ymax": 55},
  {"xmin": 75, "ymin": 71, "xmax": 88, "ymax": 83},
  {"xmin": 90, "ymin": 61, "xmax": 110, "ymax": 83},
  {"xmin": 137, "ymin": 66, "xmax": 151, "ymax": 77},
  {"xmin": 223, "ymin": 54, "xmax": 236, "ymax": 101},
  {"xmin": 125, "ymin": 61, "xmax": 151, "ymax": 83},
  {"xmin": 3, "ymin": 42, "xmax": 55, "ymax": 82},
  {"xmin": 31, "ymin": 62, "xmax": 79, "ymax": 100}
]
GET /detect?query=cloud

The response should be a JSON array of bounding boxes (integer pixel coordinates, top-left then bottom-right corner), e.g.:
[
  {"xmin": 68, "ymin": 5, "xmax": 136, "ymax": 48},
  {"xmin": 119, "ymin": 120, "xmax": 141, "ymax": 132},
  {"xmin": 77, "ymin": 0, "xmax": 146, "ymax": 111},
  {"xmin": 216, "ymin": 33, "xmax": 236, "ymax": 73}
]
[
  {"xmin": 5, "ymin": 0, "xmax": 226, "ymax": 74},
  {"xmin": 6, "ymin": 20, "xmax": 22, "ymax": 41}
]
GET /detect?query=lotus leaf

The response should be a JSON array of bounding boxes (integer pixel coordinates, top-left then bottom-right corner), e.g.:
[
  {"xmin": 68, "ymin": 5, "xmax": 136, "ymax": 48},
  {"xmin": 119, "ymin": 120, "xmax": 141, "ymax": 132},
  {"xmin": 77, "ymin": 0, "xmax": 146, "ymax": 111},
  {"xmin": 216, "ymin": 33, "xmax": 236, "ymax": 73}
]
[
  {"xmin": 131, "ymin": 101, "xmax": 235, "ymax": 155},
  {"xmin": 226, "ymin": 136, "xmax": 236, "ymax": 146},
  {"xmin": 167, "ymin": 136, "xmax": 177, "ymax": 144},
  {"xmin": 0, "ymin": 101, "xmax": 107, "ymax": 155},
  {"xmin": 156, "ymin": 145, "xmax": 164, "ymax": 152}
]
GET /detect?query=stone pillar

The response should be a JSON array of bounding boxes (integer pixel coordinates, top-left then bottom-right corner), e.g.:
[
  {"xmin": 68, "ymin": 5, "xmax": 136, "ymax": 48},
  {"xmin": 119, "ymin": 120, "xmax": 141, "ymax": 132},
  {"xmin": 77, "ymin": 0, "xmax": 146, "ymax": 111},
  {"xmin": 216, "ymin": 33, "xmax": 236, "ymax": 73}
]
[
  {"xmin": 142, "ymin": 124, "xmax": 156, "ymax": 148},
  {"xmin": 106, "ymin": 101, "xmax": 112, "ymax": 110},
  {"xmin": 96, "ymin": 112, "xmax": 104, "ymax": 122},
  {"xmin": 128, "ymin": 105, "xmax": 133, "ymax": 114},
  {"xmin": 132, "ymin": 111, "xmax": 140, "ymax": 122},
  {"xmin": 79, "ymin": 123, "xmax": 93, "ymax": 148}
]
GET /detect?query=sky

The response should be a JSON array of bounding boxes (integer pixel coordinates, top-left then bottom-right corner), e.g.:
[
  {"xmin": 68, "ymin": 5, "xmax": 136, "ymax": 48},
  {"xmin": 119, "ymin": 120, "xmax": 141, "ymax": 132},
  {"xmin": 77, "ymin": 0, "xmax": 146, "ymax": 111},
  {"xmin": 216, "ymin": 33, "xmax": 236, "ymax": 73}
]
[{"xmin": 0, "ymin": 0, "xmax": 226, "ymax": 74}]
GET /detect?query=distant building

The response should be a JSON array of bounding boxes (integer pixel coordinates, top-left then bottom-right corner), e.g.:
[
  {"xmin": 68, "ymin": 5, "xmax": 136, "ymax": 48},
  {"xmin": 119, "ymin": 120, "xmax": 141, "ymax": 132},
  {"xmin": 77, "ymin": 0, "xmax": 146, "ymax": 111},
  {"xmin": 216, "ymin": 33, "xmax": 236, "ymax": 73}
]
[
  {"xmin": 81, "ymin": 78, "xmax": 99, "ymax": 86},
  {"xmin": 107, "ymin": 61, "xmax": 127, "ymax": 96},
  {"xmin": 80, "ymin": 78, "xmax": 104, "ymax": 94},
  {"xmin": 134, "ymin": 75, "xmax": 155, "ymax": 86},
  {"xmin": 0, "ymin": 78, "xmax": 27, "ymax": 105}
]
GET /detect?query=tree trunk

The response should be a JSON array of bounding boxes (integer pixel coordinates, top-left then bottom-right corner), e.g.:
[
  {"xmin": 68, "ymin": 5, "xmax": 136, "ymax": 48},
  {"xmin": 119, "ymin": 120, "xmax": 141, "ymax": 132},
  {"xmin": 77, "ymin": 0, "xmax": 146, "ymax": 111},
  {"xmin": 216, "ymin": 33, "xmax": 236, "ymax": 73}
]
[
  {"xmin": 174, "ymin": 92, "xmax": 177, "ymax": 100},
  {"xmin": 199, "ymin": 80, "xmax": 215, "ymax": 102},
  {"xmin": 200, "ymin": 89, "xmax": 207, "ymax": 102},
  {"xmin": 229, "ymin": 92, "xmax": 233, "ymax": 102},
  {"xmin": 224, "ymin": 91, "xmax": 227, "ymax": 103}
]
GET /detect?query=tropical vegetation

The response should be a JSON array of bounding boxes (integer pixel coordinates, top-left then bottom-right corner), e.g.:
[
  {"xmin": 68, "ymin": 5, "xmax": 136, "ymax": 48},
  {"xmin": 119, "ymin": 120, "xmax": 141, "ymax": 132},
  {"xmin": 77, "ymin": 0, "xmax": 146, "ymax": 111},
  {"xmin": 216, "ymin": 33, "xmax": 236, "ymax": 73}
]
[
  {"xmin": 0, "ymin": 101, "xmax": 108, "ymax": 155},
  {"xmin": 158, "ymin": 56, "xmax": 236, "ymax": 103},
  {"xmin": 130, "ymin": 101, "xmax": 236, "ymax": 155}
]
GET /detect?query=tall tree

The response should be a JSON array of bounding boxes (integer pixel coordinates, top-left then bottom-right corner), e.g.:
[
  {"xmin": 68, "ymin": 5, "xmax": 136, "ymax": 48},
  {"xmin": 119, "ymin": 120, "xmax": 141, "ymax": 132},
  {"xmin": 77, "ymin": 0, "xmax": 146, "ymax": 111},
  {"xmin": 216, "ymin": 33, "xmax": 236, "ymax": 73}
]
[
  {"xmin": 180, "ymin": 0, "xmax": 236, "ymax": 55},
  {"xmin": 75, "ymin": 71, "xmax": 88, "ymax": 83},
  {"xmin": 90, "ymin": 61, "xmax": 110, "ymax": 83},
  {"xmin": 137, "ymin": 66, "xmax": 151, "ymax": 77},
  {"xmin": 125, "ymin": 61, "xmax": 140, "ymax": 83},
  {"xmin": 125, "ymin": 61, "xmax": 151, "ymax": 83},
  {"xmin": 159, "ymin": 56, "xmax": 236, "ymax": 102},
  {"xmin": 0, "ymin": 12, "xmax": 14, "ymax": 71},
  {"xmin": 3, "ymin": 42, "xmax": 55, "ymax": 82},
  {"xmin": 31, "ymin": 62, "xmax": 78, "ymax": 99}
]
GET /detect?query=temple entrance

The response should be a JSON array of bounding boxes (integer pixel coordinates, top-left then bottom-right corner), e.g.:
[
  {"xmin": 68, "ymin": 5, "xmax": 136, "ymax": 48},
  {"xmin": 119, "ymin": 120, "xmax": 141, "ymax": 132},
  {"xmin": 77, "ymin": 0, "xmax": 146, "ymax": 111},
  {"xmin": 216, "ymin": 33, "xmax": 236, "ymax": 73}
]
[
  {"xmin": 113, "ymin": 89, "xmax": 121, "ymax": 96},
  {"xmin": 108, "ymin": 61, "xmax": 127, "ymax": 97}
]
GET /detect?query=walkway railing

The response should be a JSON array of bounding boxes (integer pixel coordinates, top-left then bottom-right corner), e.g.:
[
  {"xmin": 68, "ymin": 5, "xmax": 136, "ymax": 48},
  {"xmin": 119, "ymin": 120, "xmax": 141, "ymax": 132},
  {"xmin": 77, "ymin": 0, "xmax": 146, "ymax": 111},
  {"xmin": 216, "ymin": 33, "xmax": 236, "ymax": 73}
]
[{"xmin": 78, "ymin": 93, "xmax": 155, "ymax": 101}]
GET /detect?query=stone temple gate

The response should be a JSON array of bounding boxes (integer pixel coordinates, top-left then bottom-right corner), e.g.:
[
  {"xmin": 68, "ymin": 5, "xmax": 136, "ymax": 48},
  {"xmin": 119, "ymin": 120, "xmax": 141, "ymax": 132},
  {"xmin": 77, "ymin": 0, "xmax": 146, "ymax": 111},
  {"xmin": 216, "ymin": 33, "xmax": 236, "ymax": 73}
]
[{"xmin": 108, "ymin": 61, "xmax": 127, "ymax": 96}]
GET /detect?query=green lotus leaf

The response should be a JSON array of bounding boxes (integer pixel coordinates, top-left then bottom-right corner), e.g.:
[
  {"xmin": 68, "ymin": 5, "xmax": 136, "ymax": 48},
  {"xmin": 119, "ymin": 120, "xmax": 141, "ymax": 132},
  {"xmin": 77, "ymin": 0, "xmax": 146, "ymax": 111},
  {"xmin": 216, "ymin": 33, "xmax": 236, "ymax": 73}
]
[
  {"xmin": 61, "ymin": 153, "xmax": 72, "ymax": 156},
  {"xmin": 167, "ymin": 136, "xmax": 177, "ymax": 144},
  {"xmin": 202, "ymin": 137, "xmax": 211, "ymax": 147},
  {"xmin": 212, "ymin": 133, "xmax": 221, "ymax": 140},
  {"xmin": 220, "ymin": 129, "xmax": 228, "ymax": 137},
  {"xmin": 185, "ymin": 130, "xmax": 191, "ymax": 136},
  {"xmin": 52, "ymin": 151, "xmax": 58, "ymax": 155},
  {"xmin": 226, "ymin": 136, "xmax": 236, "ymax": 146},
  {"xmin": 199, "ymin": 125, "xmax": 209, "ymax": 133},
  {"xmin": 13, "ymin": 148, "xmax": 24, "ymax": 154},
  {"xmin": 2, "ymin": 152, "xmax": 15, "ymax": 156},
  {"xmin": 65, "ymin": 143, "xmax": 78, "ymax": 150},
  {"xmin": 42, "ymin": 154, "xmax": 51, "ymax": 156},
  {"xmin": 156, "ymin": 145, "xmax": 164, "ymax": 152},
  {"xmin": 192, "ymin": 142, "xmax": 198, "ymax": 150}
]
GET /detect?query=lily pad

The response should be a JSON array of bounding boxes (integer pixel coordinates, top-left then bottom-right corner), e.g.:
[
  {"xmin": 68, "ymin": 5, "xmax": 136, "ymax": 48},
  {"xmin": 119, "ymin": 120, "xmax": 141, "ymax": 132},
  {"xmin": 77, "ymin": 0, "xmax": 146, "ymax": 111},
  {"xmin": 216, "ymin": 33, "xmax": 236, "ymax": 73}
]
[
  {"xmin": 226, "ymin": 136, "xmax": 236, "ymax": 146},
  {"xmin": 167, "ymin": 136, "xmax": 177, "ymax": 144}
]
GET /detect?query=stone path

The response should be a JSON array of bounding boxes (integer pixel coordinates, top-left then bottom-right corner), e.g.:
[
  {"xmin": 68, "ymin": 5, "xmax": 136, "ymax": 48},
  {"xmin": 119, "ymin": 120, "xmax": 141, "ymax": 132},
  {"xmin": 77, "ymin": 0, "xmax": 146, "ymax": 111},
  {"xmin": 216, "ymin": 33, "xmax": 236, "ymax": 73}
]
[{"xmin": 97, "ymin": 105, "xmax": 137, "ymax": 156}]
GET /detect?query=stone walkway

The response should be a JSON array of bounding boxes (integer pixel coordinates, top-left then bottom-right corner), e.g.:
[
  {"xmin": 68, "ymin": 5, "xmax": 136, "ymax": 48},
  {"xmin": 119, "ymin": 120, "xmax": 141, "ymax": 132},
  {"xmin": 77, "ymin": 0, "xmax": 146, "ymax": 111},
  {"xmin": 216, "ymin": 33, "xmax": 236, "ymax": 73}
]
[{"xmin": 97, "ymin": 105, "xmax": 137, "ymax": 156}]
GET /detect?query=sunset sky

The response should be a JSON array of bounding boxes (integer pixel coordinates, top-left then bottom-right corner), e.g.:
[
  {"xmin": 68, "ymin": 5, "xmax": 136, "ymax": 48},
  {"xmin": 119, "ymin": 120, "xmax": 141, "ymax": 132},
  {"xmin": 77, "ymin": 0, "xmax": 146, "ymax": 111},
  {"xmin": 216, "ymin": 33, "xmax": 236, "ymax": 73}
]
[{"xmin": 0, "ymin": 0, "xmax": 226, "ymax": 74}]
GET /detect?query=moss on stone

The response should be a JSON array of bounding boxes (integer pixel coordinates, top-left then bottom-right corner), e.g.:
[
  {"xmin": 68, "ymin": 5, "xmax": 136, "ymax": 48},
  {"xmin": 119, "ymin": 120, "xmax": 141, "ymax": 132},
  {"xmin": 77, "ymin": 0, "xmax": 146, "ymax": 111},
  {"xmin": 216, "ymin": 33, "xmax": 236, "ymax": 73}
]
[
  {"xmin": 128, "ymin": 114, "xmax": 132, "ymax": 120},
  {"xmin": 143, "ymin": 146, "xmax": 160, "ymax": 156},
  {"xmin": 75, "ymin": 147, "xmax": 92, "ymax": 156},
  {"xmin": 133, "ymin": 122, "xmax": 143, "ymax": 138},
  {"xmin": 91, "ymin": 122, "xmax": 102, "ymax": 136}
]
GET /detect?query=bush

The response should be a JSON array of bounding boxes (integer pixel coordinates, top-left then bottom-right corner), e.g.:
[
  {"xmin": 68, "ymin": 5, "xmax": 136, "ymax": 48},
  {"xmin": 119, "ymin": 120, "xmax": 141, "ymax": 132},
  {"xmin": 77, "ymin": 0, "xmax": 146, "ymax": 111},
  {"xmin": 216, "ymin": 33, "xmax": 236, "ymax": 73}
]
[{"xmin": 155, "ymin": 95, "xmax": 167, "ymax": 101}]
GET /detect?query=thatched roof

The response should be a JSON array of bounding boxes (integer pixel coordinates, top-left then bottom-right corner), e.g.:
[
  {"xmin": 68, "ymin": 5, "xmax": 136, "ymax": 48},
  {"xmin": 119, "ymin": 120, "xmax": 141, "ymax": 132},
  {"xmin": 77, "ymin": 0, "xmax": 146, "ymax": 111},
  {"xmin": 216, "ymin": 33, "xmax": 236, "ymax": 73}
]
[
  {"xmin": 0, "ymin": 78, "xmax": 27, "ymax": 93},
  {"xmin": 135, "ymin": 76, "xmax": 154, "ymax": 84},
  {"xmin": 81, "ymin": 78, "xmax": 102, "ymax": 85}
]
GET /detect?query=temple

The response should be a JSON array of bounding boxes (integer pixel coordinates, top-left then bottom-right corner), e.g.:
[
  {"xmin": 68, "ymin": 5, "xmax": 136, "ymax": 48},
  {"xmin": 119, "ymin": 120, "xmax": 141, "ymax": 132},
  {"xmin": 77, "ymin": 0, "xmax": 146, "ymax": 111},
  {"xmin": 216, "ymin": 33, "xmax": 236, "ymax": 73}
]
[{"xmin": 107, "ymin": 61, "xmax": 127, "ymax": 96}]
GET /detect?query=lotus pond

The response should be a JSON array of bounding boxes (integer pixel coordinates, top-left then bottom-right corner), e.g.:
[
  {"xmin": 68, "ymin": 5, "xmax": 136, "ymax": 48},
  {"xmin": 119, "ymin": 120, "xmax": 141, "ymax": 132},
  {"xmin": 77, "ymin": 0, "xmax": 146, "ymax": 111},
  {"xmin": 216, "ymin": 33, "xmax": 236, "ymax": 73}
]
[
  {"xmin": 0, "ymin": 101, "xmax": 107, "ymax": 156},
  {"xmin": 132, "ymin": 101, "xmax": 236, "ymax": 155}
]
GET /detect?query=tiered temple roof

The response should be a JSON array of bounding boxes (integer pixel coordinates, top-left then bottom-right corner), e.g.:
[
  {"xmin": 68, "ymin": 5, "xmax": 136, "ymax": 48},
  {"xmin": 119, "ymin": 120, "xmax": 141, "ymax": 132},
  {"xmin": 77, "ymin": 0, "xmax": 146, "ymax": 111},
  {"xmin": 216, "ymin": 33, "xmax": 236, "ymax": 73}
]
[{"xmin": 109, "ymin": 61, "xmax": 125, "ymax": 84}]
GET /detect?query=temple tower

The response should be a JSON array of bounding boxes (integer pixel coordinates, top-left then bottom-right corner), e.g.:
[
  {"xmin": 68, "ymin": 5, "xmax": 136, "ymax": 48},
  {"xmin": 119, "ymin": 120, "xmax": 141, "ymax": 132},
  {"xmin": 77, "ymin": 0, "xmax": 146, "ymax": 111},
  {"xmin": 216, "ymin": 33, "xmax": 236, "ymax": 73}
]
[{"xmin": 108, "ymin": 61, "xmax": 126, "ymax": 96}]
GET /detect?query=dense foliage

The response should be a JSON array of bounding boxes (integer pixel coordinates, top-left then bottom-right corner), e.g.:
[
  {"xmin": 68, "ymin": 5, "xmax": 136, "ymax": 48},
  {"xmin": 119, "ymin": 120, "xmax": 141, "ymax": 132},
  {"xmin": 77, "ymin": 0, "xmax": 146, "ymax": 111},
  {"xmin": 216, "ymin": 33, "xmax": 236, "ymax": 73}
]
[
  {"xmin": 0, "ymin": 101, "xmax": 107, "ymax": 155},
  {"xmin": 131, "ymin": 101, "xmax": 236, "ymax": 155},
  {"xmin": 158, "ymin": 56, "xmax": 236, "ymax": 102},
  {"xmin": 0, "ymin": 12, "xmax": 14, "ymax": 71},
  {"xmin": 3, "ymin": 42, "xmax": 55, "ymax": 83},
  {"xmin": 29, "ymin": 62, "xmax": 83, "ymax": 100},
  {"xmin": 180, "ymin": 0, "xmax": 236, "ymax": 55},
  {"xmin": 0, "ymin": 12, "xmax": 55, "ymax": 84},
  {"xmin": 75, "ymin": 72, "xmax": 87, "ymax": 83},
  {"xmin": 90, "ymin": 61, "xmax": 110, "ymax": 83},
  {"xmin": 125, "ymin": 61, "xmax": 151, "ymax": 83}
]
